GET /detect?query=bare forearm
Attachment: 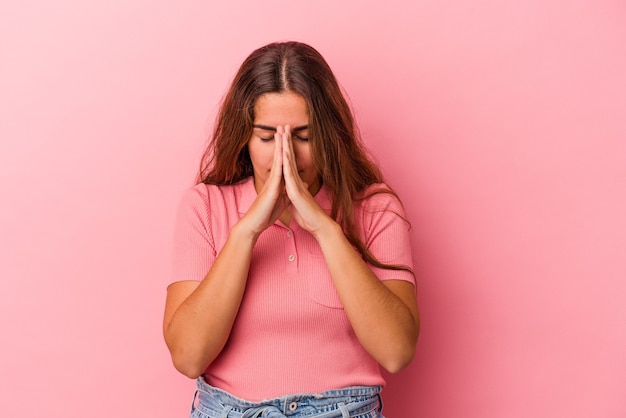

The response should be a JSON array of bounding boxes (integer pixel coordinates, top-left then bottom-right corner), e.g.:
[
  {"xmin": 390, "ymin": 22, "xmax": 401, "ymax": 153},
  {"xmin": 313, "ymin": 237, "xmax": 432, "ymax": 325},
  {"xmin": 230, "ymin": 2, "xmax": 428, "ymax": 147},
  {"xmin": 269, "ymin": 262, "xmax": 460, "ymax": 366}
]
[
  {"xmin": 314, "ymin": 221, "xmax": 419, "ymax": 372},
  {"xmin": 164, "ymin": 224, "xmax": 257, "ymax": 377}
]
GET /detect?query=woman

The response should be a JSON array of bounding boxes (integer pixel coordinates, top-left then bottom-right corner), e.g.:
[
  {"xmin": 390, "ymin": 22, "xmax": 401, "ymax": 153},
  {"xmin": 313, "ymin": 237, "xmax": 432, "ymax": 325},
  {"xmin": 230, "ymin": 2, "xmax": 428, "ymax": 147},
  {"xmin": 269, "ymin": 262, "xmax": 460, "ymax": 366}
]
[{"xmin": 164, "ymin": 41, "xmax": 419, "ymax": 418}]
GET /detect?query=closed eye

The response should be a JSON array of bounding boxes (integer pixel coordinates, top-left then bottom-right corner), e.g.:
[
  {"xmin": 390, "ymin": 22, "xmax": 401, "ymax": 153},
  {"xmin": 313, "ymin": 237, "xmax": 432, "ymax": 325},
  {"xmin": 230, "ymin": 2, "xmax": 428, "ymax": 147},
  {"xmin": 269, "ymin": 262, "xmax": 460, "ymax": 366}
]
[{"xmin": 260, "ymin": 134, "xmax": 308, "ymax": 142}]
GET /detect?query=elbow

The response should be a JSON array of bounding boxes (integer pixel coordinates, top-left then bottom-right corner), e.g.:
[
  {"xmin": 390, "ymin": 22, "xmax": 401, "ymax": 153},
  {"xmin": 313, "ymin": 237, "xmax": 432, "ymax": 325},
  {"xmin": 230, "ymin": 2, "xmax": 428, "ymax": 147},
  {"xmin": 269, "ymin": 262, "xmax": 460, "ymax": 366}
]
[
  {"xmin": 172, "ymin": 356, "xmax": 206, "ymax": 379},
  {"xmin": 379, "ymin": 323, "xmax": 420, "ymax": 374},
  {"xmin": 380, "ymin": 345, "xmax": 416, "ymax": 374},
  {"xmin": 172, "ymin": 355, "xmax": 206, "ymax": 379},
  {"xmin": 164, "ymin": 328, "xmax": 213, "ymax": 379},
  {"xmin": 167, "ymin": 344, "xmax": 210, "ymax": 379}
]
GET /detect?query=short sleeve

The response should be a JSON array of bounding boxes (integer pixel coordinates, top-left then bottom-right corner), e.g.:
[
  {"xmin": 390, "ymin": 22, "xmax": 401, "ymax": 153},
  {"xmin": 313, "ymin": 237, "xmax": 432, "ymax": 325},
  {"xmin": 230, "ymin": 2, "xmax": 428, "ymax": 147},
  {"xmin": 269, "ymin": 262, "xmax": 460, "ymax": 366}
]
[
  {"xmin": 358, "ymin": 188, "xmax": 415, "ymax": 286},
  {"xmin": 169, "ymin": 185, "xmax": 217, "ymax": 286}
]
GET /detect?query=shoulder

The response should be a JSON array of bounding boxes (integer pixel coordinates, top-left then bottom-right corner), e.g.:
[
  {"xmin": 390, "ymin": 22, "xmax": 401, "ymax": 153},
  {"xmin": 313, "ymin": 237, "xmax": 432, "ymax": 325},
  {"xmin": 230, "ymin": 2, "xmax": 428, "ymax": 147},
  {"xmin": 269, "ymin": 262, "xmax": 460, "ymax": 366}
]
[
  {"xmin": 177, "ymin": 183, "xmax": 214, "ymax": 217},
  {"xmin": 355, "ymin": 183, "xmax": 409, "ymax": 233},
  {"xmin": 179, "ymin": 179, "xmax": 249, "ymax": 211},
  {"xmin": 357, "ymin": 183, "xmax": 405, "ymax": 213},
  {"xmin": 176, "ymin": 178, "xmax": 255, "ymax": 231}
]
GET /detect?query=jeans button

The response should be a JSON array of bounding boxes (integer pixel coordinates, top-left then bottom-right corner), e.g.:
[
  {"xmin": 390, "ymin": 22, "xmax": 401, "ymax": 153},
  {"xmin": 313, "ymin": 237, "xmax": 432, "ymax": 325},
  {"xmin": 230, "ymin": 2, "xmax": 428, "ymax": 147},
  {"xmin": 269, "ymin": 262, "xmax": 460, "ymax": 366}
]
[{"xmin": 288, "ymin": 401, "xmax": 298, "ymax": 412}]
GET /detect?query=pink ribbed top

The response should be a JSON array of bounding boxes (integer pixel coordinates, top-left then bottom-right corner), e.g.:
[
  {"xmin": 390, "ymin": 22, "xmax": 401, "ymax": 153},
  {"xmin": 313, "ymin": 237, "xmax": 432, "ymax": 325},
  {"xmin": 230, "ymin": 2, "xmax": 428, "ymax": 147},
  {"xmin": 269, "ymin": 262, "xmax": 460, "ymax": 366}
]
[{"xmin": 170, "ymin": 177, "xmax": 414, "ymax": 401}]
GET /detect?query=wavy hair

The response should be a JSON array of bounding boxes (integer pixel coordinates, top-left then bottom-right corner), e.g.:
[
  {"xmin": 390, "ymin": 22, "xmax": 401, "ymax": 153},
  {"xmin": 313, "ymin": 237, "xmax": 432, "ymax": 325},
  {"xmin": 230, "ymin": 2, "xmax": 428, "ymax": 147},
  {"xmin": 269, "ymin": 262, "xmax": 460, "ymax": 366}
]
[{"xmin": 197, "ymin": 41, "xmax": 412, "ymax": 275}]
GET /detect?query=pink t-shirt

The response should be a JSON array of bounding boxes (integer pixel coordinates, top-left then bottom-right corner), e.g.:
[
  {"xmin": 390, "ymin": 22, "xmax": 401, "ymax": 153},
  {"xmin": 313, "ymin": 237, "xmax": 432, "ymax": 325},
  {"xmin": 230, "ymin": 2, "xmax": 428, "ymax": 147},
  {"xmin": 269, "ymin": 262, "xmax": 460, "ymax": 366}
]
[{"xmin": 170, "ymin": 177, "xmax": 414, "ymax": 401}]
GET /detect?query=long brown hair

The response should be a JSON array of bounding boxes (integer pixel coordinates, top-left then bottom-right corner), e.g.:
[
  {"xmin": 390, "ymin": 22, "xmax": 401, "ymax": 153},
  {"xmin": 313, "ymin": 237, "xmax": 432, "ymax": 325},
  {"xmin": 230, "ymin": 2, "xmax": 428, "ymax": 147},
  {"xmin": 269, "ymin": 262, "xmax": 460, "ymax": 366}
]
[{"xmin": 198, "ymin": 41, "xmax": 412, "ymax": 275}]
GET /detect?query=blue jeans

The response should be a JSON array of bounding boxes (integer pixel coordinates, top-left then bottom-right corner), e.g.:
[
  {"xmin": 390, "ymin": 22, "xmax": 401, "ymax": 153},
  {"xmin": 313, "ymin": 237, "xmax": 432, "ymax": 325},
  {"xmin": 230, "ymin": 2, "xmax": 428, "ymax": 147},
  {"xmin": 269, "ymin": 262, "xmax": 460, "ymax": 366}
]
[{"xmin": 190, "ymin": 376, "xmax": 385, "ymax": 418}]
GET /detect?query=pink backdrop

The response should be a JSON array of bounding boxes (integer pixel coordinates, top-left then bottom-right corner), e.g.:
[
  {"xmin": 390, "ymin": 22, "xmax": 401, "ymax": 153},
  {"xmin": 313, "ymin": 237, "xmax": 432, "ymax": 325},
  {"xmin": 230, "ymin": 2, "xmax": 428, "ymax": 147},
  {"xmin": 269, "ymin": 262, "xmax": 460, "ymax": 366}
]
[{"xmin": 1, "ymin": 1, "xmax": 625, "ymax": 417}]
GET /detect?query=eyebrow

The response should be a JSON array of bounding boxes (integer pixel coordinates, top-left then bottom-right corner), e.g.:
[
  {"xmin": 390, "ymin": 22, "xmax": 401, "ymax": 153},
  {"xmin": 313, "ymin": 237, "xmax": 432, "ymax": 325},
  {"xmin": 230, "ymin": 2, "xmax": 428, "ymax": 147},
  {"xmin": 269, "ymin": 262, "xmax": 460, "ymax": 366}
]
[{"xmin": 253, "ymin": 124, "xmax": 309, "ymax": 132}]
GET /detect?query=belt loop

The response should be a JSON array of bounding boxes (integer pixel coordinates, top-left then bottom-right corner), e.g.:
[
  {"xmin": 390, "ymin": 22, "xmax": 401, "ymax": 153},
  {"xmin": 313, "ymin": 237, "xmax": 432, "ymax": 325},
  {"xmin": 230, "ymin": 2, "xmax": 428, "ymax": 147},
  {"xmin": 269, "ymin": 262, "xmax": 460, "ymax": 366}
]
[
  {"xmin": 220, "ymin": 405, "xmax": 233, "ymax": 418},
  {"xmin": 376, "ymin": 393, "xmax": 384, "ymax": 413},
  {"xmin": 338, "ymin": 402, "xmax": 350, "ymax": 418},
  {"xmin": 190, "ymin": 390, "xmax": 199, "ymax": 414}
]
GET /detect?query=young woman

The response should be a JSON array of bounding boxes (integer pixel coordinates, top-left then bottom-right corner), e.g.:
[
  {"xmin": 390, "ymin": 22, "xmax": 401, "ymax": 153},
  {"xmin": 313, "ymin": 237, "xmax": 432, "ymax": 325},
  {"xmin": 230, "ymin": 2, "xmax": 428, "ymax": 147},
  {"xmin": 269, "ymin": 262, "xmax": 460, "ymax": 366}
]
[{"xmin": 163, "ymin": 41, "xmax": 419, "ymax": 418}]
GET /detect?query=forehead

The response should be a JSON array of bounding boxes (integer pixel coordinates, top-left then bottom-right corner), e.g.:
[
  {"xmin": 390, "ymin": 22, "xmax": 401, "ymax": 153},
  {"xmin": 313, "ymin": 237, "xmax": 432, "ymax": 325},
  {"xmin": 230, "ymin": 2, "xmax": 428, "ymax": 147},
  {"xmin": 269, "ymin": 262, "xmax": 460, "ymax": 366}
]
[{"xmin": 253, "ymin": 92, "xmax": 309, "ymax": 126}]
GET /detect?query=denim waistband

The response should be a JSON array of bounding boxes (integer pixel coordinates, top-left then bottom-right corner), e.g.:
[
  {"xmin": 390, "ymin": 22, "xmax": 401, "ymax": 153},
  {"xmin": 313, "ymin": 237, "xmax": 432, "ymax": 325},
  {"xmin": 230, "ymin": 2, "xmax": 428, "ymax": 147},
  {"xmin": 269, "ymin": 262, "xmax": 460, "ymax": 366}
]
[{"xmin": 192, "ymin": 376, "xmax": 383, "ymax": 418}]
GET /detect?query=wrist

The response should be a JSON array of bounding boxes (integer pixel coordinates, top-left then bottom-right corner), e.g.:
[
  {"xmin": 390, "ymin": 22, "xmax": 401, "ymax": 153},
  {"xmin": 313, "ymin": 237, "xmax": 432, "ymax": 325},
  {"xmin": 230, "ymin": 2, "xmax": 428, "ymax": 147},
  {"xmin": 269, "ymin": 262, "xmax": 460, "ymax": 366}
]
[
  {"xmin": 231, "ymin": 220, "xmax": 261, "ymax": 246},
  {"xmin": 311, "ymin": 217, "xmax": 343, "ymax": 243}
]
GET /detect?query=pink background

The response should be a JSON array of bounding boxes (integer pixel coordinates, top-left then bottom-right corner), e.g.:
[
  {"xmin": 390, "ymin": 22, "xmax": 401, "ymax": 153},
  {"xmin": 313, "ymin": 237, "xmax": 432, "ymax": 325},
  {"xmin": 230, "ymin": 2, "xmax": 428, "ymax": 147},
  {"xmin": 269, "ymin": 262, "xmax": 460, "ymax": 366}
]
[{"xmin": 1, "ymin": 1, "xmax": 625, "ymax": 417}]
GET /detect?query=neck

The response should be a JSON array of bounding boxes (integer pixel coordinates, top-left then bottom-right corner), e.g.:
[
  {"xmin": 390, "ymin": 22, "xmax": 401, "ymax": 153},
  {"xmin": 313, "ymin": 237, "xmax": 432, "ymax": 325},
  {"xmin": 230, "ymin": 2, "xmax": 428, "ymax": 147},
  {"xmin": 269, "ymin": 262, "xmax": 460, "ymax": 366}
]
[{"xmin": 278, "ymin": 210, "xmax": 293, "ymax": 228}]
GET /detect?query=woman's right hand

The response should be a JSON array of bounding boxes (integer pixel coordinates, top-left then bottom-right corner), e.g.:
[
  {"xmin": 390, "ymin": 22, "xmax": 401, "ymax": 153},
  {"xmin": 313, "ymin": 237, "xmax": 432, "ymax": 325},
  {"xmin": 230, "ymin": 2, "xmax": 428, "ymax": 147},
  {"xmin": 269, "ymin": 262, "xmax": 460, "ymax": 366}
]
[
  {"xmin": 164, "ymin": 131, "xmax": 292, "ymax": 378},
  {"xmin": 164, "ymin": 138, "xmax": 289, "ymax": 376},
  {"xmin": 238, "ymin": 131, "xmax": 290, "ymax": 238}
]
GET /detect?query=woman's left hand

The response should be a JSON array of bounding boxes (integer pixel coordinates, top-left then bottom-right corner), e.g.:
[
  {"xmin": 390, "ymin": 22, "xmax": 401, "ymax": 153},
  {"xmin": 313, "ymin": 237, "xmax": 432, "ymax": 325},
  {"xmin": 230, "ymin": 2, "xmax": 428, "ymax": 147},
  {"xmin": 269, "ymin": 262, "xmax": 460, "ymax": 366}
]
[
  {"xmin": 279, "ymin": 127, "xmax": 419, "ymax": 373},
  {"xmin": 279, "ymin": 125, "xmax": 331, "ymax": 234}
]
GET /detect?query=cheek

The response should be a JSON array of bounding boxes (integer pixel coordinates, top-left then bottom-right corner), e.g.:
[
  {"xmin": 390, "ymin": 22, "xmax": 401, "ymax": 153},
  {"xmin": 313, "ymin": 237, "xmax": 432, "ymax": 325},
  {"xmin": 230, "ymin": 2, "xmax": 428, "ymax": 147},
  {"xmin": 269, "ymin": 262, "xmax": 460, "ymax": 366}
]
[
  {"xmin": 294, "ymin": 143, "xmax": 313, "ymax": 167},
  {"xmin": 249, "ymin": 143, "xmax": 274, "ymax": 170}
]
